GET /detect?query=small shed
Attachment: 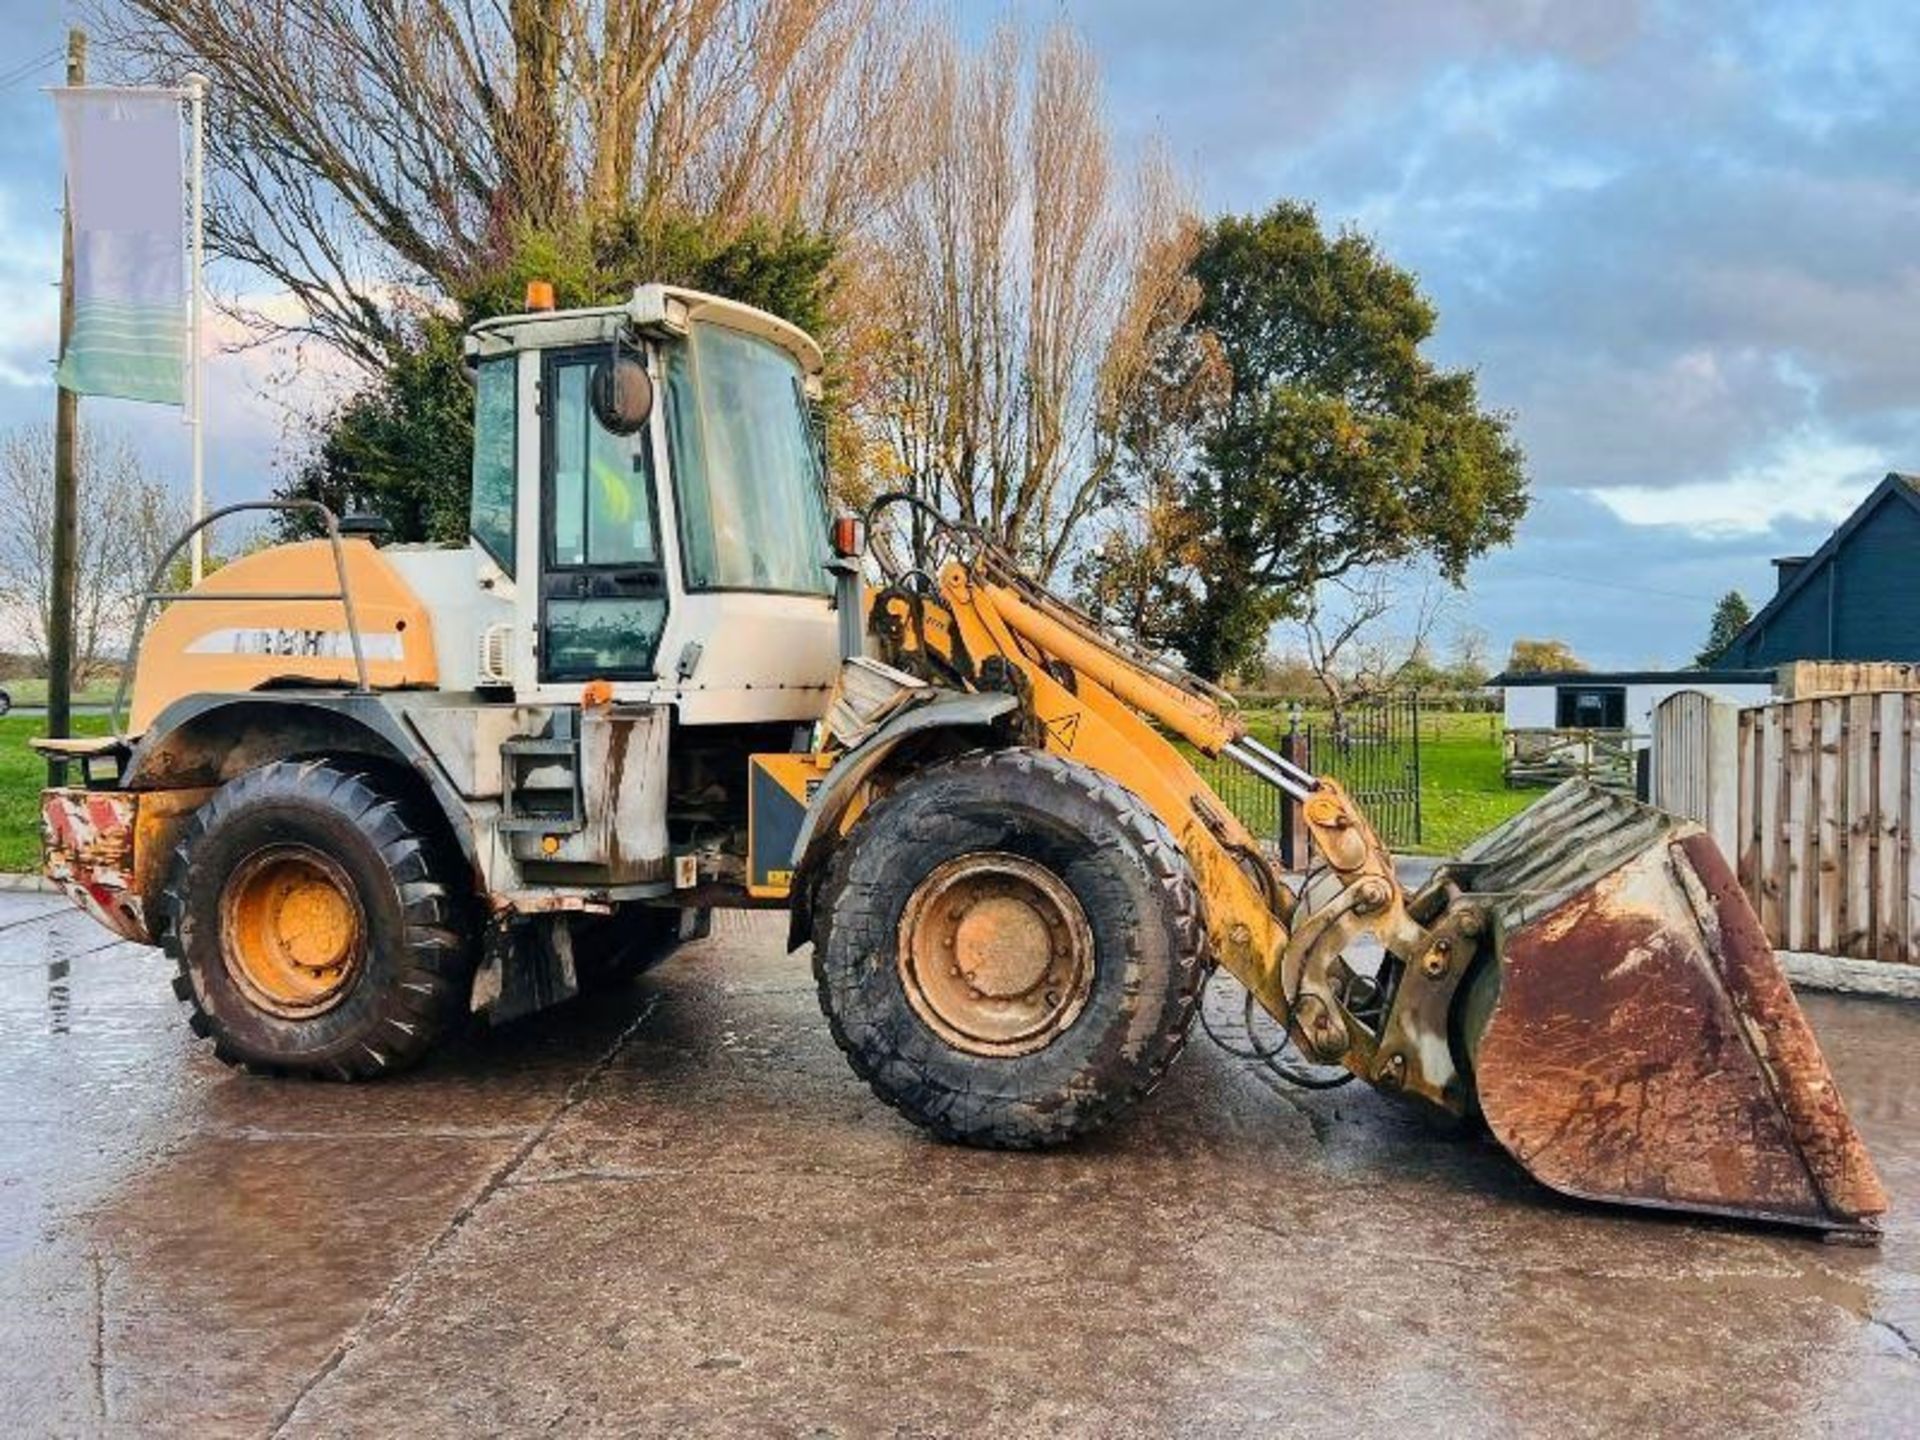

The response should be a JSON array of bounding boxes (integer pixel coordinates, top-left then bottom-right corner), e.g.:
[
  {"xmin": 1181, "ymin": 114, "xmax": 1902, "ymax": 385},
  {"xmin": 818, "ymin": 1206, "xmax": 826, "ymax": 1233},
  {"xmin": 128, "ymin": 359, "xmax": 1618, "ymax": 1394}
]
[{"xmin": 1492, "ymin": 668, "xmax": 1775, "ymax": 738}]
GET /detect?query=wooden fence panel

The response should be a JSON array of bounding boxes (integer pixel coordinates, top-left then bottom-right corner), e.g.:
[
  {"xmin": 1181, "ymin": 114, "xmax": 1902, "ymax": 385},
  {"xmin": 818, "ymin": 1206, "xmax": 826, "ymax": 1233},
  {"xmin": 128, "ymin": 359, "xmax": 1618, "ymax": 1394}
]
[
  {"xmin": 1737, "ymin": 706, "xmax": 1755, "ymax": 925},
  {"xmin": 1908, "ymin": 699, "xmax": 1920, "ymax": 965},
  {"xmin": 1883, "ymin": 692, "xmax": 1913, "ymax": 964},
  {"xmin": 1815, "ymin": 698, "xmax": 1842, "ymax": 954},
  {"xmin": 1503, "ymin": 727, "xmax": 1637, "ymax": 791},
  {"xmin": 1777, "ymin": 660, "xmax": 1920, "ymax": 700},
  {"xmin": 1844, "ymin": 693, "xmax": 1874, "ymax": 955},
  {"xmin": 1670, "ymin": 691, "xmax": 1920, "ymax": 964},
  {"xmin": 1758, "ymin": 710, "xmax": 1781, "ymax": 948}
]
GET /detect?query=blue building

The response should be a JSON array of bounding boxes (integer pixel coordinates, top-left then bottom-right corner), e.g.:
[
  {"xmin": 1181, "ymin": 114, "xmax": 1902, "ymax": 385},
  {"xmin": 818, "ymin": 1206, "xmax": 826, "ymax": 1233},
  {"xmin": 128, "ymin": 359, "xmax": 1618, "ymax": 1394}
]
[{"xmin": 1716, "ymin": 472, "xmax": 1920, "ymax": 669}]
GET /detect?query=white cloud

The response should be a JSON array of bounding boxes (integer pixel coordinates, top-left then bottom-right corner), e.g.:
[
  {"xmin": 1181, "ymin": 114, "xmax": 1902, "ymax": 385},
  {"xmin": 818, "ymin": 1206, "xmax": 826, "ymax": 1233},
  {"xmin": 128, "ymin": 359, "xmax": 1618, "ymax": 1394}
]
[{"xmin": 1584, "ymin": 431, "xmax": 1885, "ymax": 534}]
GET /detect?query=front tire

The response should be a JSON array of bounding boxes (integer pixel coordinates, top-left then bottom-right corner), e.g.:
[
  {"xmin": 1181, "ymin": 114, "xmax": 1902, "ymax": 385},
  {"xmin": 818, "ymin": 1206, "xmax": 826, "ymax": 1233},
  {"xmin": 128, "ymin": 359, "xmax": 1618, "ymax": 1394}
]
[
  {"xmin": 814, "ymin": 749, "xmax": 1209, "ymax": 1147},
  {"xmin": 160, "ymin": 760, "xmax": 473, "ymax": 1079}
]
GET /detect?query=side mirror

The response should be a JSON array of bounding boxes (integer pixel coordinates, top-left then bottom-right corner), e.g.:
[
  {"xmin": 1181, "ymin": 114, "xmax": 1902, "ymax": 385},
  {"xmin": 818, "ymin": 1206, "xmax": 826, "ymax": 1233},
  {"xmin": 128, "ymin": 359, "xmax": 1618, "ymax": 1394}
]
[{"xmin": 590, "ymin": 354, "xmax": 654, "ymax": 435}]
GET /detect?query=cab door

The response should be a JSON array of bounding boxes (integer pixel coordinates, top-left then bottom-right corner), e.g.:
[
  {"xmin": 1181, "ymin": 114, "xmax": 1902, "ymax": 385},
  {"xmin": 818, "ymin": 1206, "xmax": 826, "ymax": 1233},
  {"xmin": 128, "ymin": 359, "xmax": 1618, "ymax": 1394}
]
[{"xmin": 539, "ymin": 348, "xmax": 667, "ymax": 681}]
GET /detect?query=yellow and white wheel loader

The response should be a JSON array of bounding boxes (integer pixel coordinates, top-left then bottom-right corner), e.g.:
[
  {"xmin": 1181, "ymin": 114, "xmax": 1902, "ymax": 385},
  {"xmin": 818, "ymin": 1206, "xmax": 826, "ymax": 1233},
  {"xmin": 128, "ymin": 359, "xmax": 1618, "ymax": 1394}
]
[{"xmin": 36, "ymin": 284, "xmax": 1886, "ymax": 1235}]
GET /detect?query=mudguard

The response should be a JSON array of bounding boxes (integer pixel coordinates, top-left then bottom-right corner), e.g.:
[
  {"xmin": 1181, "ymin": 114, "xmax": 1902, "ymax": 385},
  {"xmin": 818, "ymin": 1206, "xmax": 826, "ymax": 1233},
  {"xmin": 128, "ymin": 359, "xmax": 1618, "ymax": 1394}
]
[{"xmin": 785, "ymin": 689, "xmax": 1017, "ymax": 949}]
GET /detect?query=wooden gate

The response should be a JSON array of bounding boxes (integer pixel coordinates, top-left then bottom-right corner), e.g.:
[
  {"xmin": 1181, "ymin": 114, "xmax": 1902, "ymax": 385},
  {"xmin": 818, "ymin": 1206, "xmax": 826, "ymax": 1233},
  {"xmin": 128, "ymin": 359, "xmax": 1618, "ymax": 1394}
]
[
  {"xmin": 1649, "ymin": 690, "xmax": 1740, "ymax": 858},
  {"xmin": 1736, "ymin": 694, "xmax": 1918, "ymax": 965}
]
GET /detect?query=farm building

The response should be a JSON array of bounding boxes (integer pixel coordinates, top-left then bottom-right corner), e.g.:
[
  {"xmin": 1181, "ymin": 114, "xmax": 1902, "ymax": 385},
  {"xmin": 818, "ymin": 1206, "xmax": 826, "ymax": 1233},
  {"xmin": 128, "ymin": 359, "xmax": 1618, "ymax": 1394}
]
[
  {"xmin": 1715, "ymin": 471, "xmax": 1920, "ymax": 668},
  {"xmin": 1492, "ymin": 669, "xmax": 1773, "ymax": 736},
  {"xmin": 1494, "ymin": 471, "xmax": 1920, "ymax": 740}
]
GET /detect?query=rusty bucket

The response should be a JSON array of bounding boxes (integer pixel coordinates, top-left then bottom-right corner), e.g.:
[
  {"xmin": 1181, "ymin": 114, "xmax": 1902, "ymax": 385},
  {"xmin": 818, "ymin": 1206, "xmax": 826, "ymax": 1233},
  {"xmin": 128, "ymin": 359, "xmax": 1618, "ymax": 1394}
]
[{"xmin": 1446, "ymin": 782, "xmax": 1887, "ymax": 1235}]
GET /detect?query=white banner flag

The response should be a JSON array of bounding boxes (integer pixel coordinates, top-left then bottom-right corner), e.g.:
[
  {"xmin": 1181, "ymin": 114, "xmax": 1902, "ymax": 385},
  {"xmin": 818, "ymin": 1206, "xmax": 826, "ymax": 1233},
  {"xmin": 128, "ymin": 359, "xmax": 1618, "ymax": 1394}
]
[{"xmin": 53, "ymin": 88, "xmax": 187, "ymax": 405}]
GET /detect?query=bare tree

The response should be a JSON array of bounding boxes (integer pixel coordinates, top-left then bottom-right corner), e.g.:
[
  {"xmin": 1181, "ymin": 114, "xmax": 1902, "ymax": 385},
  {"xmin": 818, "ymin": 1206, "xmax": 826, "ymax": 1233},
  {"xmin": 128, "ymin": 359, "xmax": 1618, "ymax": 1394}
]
[
  {"xmin": 0, "ymin": 424, "xmax": 189, "ymax": 686},
  {"xmin": 96, "ymin": 0, "xmax": 920, "ymax": 367},
  {"xmin": 97, "ymin": 4, "xmax": 1206, "ymax": 587},
  {"xmin": 1072, "ymin": 230, "xmax": 1228, "ymax": 640},
  {"xmin": 864, "ymin": 24, "xmax": 1200, "ymax": 579},
  {"xmin": 1446, "ymin": 624, "xmax": 1491, "ymax": 686},
  {"xmin": 1298, "ymin": 569, "xmax": 1450, "ymax": 724}
]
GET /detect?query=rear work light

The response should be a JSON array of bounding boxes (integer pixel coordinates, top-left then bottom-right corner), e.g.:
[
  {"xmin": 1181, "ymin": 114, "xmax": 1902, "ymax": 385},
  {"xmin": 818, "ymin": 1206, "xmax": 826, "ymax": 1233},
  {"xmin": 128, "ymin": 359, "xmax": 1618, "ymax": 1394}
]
[{"xmin": 831, "ymin": 515, "xmax": 865, "ymax": 558}]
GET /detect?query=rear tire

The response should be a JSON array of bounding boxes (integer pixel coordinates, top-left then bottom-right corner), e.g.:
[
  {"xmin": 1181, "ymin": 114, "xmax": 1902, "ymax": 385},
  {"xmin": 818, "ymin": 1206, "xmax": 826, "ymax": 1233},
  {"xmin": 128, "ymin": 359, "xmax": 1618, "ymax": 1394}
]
[
  {"xmin": 813, "ymin": 748, "xmax": 1209, "ymax": 1147},
  {"xmin": 159, "ymin": 760, "xmax": 473, "ymax": 1079}
]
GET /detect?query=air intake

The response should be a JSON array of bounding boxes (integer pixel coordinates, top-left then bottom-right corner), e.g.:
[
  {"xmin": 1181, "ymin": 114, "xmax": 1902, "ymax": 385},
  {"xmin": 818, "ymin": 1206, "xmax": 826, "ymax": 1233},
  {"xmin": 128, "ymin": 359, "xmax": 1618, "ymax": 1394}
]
[{"xmin": 477, "ymin": 623, "xmax": 514, "ymax": 687}]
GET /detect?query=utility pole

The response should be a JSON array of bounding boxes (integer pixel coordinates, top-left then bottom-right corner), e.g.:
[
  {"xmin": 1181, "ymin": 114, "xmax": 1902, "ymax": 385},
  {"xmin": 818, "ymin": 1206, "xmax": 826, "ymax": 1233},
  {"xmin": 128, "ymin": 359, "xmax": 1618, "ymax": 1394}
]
[
  {"xmin": 185, "ymin": 70, "xmax": 206, "ymax": 583},
  {"xmin": 48, "ymin": 26, "xmax": 84, "ymax": 785}
]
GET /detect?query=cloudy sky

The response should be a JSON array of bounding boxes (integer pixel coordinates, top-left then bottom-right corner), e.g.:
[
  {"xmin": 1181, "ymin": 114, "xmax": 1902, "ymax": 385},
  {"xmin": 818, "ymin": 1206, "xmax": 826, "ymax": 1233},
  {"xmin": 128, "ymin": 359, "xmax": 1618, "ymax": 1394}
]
[
  {"xmin": 1010, "ymin": 0, "xmax": 1920, "ymax": 668},
  {"xmin": 3, "ymin": 1, "xmax": 1916, "ymax": 668}
]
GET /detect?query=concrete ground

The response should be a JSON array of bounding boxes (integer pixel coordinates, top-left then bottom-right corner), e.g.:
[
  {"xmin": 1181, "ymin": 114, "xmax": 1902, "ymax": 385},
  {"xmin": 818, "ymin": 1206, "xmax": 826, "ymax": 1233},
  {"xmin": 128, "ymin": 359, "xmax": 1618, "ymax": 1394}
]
[{"xmin": 3, "ymin": 889, "xmax": 1918, "ymax": 1438}]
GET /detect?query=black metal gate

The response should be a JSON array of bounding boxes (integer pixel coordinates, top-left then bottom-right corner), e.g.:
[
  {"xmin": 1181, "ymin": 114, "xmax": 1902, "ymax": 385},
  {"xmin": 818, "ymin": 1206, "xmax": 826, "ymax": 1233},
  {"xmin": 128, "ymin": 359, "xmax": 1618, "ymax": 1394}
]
[
  {"xmin": 1189, "ymin": 695, "xmax": 1425, "ymax": 857},
  {"xmin": 1304, "ymin": 696, "xmax": 1423, "ymax": 850}
]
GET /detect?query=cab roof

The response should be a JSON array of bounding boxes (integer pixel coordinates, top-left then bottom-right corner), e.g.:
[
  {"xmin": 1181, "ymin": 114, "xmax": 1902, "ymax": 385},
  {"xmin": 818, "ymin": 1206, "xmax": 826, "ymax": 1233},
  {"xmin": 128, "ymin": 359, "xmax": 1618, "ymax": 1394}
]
[{"xmin": 465, "ymin": 283, "xmax": 824, "ymax": 378}]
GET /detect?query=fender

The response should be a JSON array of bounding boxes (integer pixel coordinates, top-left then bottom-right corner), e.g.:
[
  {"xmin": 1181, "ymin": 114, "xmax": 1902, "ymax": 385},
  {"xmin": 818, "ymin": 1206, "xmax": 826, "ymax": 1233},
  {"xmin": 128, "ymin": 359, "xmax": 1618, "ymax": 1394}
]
[
  {"xmin": 124, "ymin": 691, "xmax": 483, "ymax": 875},
  {"xmin": 786, "ymin": 689, "xmax": 1017, "ymax": 950}
]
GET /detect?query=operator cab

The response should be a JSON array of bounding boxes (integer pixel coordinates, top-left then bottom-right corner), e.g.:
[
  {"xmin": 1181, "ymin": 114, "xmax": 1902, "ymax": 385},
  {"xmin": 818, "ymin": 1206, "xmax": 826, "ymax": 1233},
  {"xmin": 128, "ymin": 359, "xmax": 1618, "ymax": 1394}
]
[{"xmin": 459, "ymin": 284, "xmax": 840, "ymax": 725}]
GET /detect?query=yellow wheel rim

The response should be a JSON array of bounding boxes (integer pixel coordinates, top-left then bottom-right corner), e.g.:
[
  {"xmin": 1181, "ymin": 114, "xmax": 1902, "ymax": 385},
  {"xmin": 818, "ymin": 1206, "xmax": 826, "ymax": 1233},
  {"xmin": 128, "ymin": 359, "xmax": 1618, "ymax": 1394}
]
[
  {"xmin": 219, "ymin": 845, "xmax": 366, "ymax": 1017},
  {"xmin": 898, "ymin": 852, "xmax": 1095, "ymax": 1057}
]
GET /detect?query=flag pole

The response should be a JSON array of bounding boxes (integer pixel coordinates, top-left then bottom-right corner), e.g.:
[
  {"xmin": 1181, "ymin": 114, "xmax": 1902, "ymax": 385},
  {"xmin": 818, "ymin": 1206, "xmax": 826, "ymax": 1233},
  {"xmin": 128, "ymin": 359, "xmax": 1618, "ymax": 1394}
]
[
  {"xmin": 186, "ymin": 71, "xmax": 207, "ymax": 585},
  {"xmin": 47, "ymin": 27, "xmax": 85, "ymax": 784}
]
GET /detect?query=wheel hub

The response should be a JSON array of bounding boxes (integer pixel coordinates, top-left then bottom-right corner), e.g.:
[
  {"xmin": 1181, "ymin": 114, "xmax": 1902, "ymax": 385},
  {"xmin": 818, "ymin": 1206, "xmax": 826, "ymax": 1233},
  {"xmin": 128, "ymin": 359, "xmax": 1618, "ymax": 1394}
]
[
  {"xmin": 219, "ymin": 845, "xmax": 366, "ymax": 1017},
  {"xmin": 898, "ymin": 852, "xmax": 1094, "ymax": 1056}
]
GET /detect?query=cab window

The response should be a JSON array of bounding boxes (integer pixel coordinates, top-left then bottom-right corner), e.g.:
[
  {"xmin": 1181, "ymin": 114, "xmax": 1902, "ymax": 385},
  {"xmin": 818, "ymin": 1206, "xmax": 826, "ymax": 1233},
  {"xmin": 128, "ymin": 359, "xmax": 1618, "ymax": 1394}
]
[
  {"xmin": 549, "ymin": 361, "xmax": 659, "ymax": 568},
  {"xmin": 469, "ymin": 356, "xmax": 517, "ymax": 574},
  {"xmin": 540, "ymin": 350, "xmax": 667, "ymax": 681},
  {"xmin": 663, "ymin": 325, "xmax": 829, "ymax": 595}
]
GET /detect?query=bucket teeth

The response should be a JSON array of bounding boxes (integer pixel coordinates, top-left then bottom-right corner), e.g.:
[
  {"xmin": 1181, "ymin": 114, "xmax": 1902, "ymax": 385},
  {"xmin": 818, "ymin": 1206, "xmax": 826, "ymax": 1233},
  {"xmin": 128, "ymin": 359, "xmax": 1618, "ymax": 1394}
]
[{"xmin": 1454, "ymin": 782, "xmax": 1886, "ymax": 1234}]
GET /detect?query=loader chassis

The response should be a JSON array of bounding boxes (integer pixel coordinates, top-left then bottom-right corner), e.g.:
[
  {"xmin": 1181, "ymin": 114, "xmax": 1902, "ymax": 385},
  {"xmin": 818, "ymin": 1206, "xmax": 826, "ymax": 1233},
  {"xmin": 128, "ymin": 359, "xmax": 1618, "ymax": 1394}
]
[{"xmin": 37, "ymin": 283, "xmax": 1887, "ymax": 1235}]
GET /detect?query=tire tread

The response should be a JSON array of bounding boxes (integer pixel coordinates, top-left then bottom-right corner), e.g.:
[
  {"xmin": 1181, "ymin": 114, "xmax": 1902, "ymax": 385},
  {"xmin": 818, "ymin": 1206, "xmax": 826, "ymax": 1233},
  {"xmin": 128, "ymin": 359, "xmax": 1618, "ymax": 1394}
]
[
  {"xmin": 812, "ymin": 747, "xmax": 1209, "ymax": 1148},
  {"xmin": 158, "ymin": 760, "xmax": 471, "ymax": 1081}
]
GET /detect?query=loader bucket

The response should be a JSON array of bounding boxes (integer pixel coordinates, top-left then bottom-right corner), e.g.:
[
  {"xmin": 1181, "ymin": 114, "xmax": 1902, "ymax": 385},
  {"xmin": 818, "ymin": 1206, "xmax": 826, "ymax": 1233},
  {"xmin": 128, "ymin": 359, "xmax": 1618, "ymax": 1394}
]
[{"xmin": 1446, "ymin": 782, "xmax": 1886, "ymax": 1235}]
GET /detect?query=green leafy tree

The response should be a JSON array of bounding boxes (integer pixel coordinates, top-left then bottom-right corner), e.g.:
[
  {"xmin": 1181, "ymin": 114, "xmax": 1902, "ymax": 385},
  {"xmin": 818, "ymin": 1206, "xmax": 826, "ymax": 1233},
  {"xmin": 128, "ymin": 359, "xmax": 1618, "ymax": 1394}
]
[
  {"xmin": 1091, "ymin": 202, "xmax": 1529, "ymax": 679},
  {"xmin": 1693, "ymin": 590, "xmax": 1753, "ymax": 666},
  {"xmin": 1505, "ymin": 638, "xmax": 1586, "ymax": 675},
  {"xmin": 277, "ymin": 214, "xmax": 837, "ymax": 543}
]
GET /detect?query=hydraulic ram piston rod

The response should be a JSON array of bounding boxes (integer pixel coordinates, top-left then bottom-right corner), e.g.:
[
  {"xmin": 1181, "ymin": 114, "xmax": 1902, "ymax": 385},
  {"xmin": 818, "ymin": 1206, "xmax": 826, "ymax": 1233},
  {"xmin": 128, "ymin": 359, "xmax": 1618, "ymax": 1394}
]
[{"xmin": 1221, "ymin": 738, "xmax": 1318, "ymax": 802}]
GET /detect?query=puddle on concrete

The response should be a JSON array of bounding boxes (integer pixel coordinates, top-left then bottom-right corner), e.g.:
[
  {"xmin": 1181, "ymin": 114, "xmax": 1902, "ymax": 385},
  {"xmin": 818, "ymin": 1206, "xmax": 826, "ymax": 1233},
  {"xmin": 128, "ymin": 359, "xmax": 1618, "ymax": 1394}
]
[{"xmin": 1, "ymin": 893, "xmax": 1917, "ymax": 1432}]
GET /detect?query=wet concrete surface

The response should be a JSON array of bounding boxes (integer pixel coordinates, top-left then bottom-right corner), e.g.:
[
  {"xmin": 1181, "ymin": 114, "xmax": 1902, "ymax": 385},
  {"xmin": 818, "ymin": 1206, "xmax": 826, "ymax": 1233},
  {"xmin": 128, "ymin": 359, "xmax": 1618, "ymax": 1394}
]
[{"xmin": 2, "ymin": 888, "xmax": 1918, "ymax": 1437}]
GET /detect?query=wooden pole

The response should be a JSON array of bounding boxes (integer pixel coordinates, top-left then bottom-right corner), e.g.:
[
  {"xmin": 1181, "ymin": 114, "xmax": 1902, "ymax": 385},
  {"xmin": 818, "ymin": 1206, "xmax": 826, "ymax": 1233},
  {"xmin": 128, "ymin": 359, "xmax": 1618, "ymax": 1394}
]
[
  {"xmin": 185, "ymin": 72, "xmax": 206, "ymax": 583},
  {"xmin": 48, "ymin": 27, "xmax": 85, "ymax": 786}
]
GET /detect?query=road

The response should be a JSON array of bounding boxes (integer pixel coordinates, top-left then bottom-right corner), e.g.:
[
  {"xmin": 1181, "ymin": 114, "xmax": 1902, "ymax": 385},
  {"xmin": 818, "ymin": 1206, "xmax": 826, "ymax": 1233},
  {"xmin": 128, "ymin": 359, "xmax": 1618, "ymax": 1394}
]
[{"xmin": 2, "ymin": 888, "xmax": 1917, "ymax": 1437}]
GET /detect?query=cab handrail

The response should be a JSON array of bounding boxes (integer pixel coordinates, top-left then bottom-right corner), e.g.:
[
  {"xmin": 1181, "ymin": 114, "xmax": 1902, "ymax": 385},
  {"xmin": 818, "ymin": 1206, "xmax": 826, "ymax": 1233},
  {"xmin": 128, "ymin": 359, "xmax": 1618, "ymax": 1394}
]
[{"xmin": 110, "ymin": 500, "xmax": 370, "ymax": 739}]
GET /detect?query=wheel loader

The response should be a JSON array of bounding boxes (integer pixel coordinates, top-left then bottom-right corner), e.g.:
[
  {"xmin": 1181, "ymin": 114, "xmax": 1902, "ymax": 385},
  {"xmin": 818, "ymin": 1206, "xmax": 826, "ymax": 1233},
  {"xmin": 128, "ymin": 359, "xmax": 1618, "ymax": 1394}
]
[{"xmin": 37, "ymin": 283, "xmax": 1885, "ymax": 1236}]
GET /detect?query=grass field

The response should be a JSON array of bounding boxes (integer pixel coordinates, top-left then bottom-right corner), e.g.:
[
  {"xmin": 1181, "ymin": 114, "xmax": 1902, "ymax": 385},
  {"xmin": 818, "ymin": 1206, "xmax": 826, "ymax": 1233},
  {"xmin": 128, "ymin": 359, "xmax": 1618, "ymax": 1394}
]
[
  {"xmin": 1230, "ymin": 705, "xmax": 1532, "ymax": 857},
  {"xmin": 0, "ymin": 704, "xmax": 1535, "ymax": 872},
  {"xmin": 0, "ymin": 677, "xmax": 120, "ymax": 708},
  {"xmin": 0, "ymin": 714, "xmax": 110, "ymax": 872},
  {"xmin": 1410, "ymin": 714, "xmax": 1534, "ymax": 855}
]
